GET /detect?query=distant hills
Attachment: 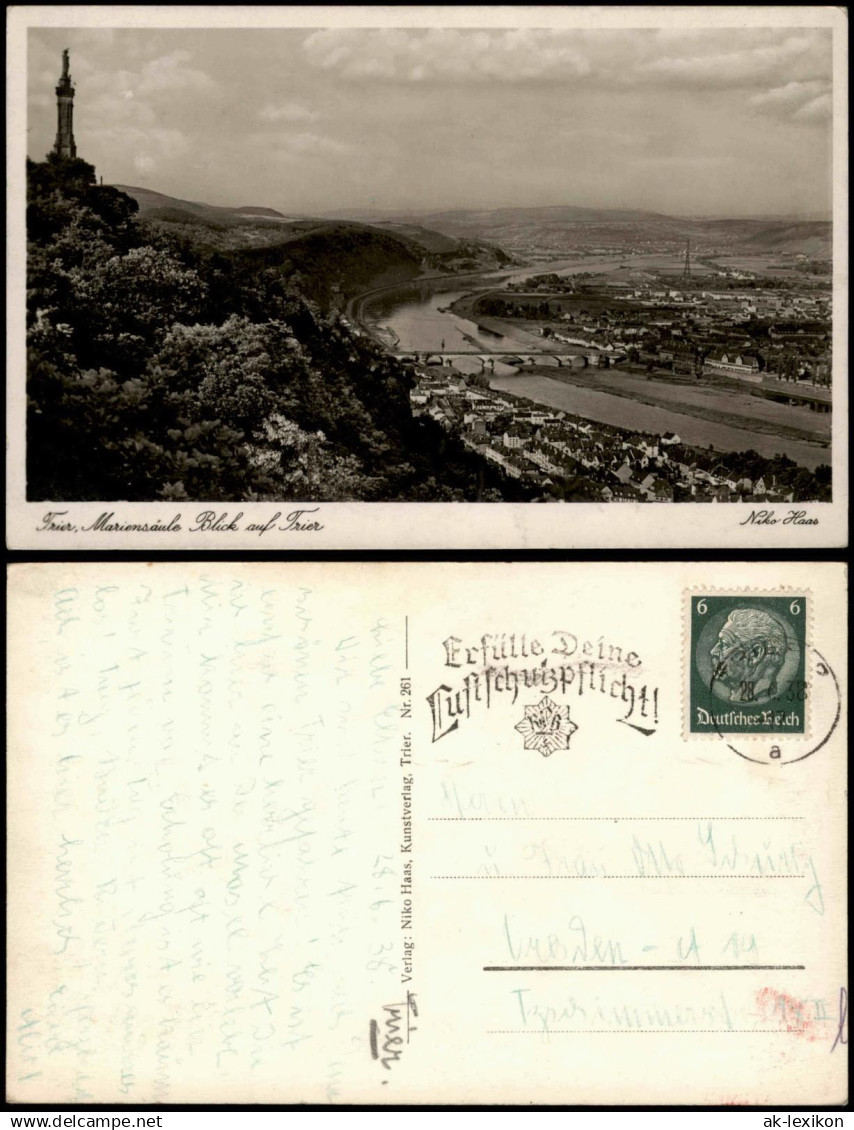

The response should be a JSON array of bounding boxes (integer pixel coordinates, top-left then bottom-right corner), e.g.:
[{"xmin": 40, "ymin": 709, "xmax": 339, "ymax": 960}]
[
  {"xmin": 111, "ymin": 185, "xmax": 830, "ymax": 310},
  {"xmin": 691, "ymin": 211, "xmax": 831, "ymax": 223},
  {"xmin": 116, "ymin": 186, "xmax": 831, "ymax": 262},
  {"xmin": 692, "ymin": 218, "xmax": 831, "ymax": 256},
  {"xmin": 325, "ymin": 204, "xmax": 673, "ymax": 225},
  {"xmin": 324, "ymin": 204, "xmax": 832, "ymax": 258},
  {"xmin": 113, "ymin": 185, "xmax": 293, "ymax": 222}
]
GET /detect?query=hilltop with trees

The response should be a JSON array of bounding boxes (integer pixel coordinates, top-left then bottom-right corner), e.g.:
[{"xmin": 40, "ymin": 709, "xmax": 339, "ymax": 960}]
[{"xmin": 26, "ymin": 155, "xmax": 515, "ymax": 502}]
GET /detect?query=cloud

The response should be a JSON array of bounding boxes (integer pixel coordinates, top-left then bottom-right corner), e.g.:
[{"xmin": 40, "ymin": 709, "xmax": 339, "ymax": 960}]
[
  {"xmin": 56, "ymin": 48, "xmax": 214, "ymax": 106},
  {"xmin": 31, "ymin": 42, "xmax": 216, "ymax": 122},
  {"xmin": 300, "ymin": 26, "xmax": 832, "ymax": 98},
  {"xmin": 302, "ymin": 28, "xmax": 592, "ymax": 83},
  {"xmin": 635, "ymin": 31, "xmax": 831, "ymax": 90},
  {"xmin": 246, "ymin": 127, "xmax": 352, "ymax": 158},
  {"xmin": 86, "ymin": 123, "xmax": 190, "ymax": 177},
  {"xmin": 280, "ymin": 131, "xmax": 351, "ymax": 155},
  {"xmin": 793, "ymin": 93, "xmax": 832, "ymax": 123},
  {"xmin": 127, "ymin": 50, "xmax": 215, "ymax": 96},
  {"xmin": 258, "ymin": 101, "xmax": 318, "ymax": 123},
  {"xmin": 749, "ymin": 79, "xmax": 832, "ymax": 123}
]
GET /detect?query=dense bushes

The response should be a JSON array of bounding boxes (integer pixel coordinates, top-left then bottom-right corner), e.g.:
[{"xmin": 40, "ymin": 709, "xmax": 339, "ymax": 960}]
[{"xmin": 26, "ymin": 155, "xmax": 493, "ymax": 501}]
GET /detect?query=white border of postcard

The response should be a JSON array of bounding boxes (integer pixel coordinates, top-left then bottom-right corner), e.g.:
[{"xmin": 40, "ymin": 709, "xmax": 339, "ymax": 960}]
[{"xmin": 7, "ymin": 5, "xmax": 849, "ymax": 550}]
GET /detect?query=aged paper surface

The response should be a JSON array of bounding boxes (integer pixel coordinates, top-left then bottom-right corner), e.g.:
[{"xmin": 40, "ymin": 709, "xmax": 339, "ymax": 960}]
[
  {"xmin": 6, "ymin": 5, "xmax": 849, "ymax": 550},
  {"xmin": 7, "ymin": 561, "xmax": 847, "ymax": 1104}
]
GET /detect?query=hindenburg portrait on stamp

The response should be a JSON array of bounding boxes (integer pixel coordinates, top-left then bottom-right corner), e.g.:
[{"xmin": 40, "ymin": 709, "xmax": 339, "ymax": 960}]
[
  {"xmin": 710, "ymin": 606, "xmax": 790, "ymax": 703},
  {"xmin": 690, "ymin": 594, "xmax": 806, "ymax": 735}
]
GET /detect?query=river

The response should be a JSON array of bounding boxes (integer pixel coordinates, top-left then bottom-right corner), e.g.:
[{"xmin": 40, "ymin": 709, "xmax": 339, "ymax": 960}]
[
  {"xmin": 371, "ymin": 258, "xmax": 831, "ymax": 470},
  {"xmin": 488, "ymin": 374, "xmax": 829, "ymax": 470}
]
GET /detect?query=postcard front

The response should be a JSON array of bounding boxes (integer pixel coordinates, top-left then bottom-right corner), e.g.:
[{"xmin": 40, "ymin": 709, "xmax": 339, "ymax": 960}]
[
  {"xmin": 5, "ymin": 5, "xmax": 848, "ymax": 549},
  {"xmin": 6, "ymin": 561, "xmax": 847, "ymax": 1104}
]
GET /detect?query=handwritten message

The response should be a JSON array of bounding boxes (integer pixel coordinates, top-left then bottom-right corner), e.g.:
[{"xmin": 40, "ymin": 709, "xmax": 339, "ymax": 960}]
[{"xmin": 8, "ymin": 569, "xmax": 406, "ymax": 1103}]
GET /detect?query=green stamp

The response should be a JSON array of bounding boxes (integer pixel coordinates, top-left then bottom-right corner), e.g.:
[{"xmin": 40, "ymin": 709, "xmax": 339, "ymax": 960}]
[{"xmin": 689, "ymin": 595, "xmax": 807, "ymax": 735}]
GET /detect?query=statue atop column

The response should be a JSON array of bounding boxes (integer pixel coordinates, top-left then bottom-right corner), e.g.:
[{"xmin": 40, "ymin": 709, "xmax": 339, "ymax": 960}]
[{"xmin": 53, "ymin": 48, "xmax": 77, "ymax": 159}]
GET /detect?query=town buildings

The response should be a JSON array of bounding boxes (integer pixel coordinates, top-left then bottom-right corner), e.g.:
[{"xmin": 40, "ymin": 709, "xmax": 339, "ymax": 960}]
[{"xmin": 408, "ymin": 364, "xmax": 827, "ymax": 503}]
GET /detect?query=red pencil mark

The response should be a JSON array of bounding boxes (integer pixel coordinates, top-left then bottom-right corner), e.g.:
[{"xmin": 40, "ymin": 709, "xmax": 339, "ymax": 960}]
[{"xmin": 755, "ymin": 987, "xmax": 820, "ymax": 1041}]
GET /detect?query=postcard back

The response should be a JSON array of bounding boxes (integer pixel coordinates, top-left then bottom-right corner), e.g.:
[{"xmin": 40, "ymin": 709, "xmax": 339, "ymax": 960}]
[{"xmin": 6, "ymin": 561, "xmax": 848, "ymax": 1104}]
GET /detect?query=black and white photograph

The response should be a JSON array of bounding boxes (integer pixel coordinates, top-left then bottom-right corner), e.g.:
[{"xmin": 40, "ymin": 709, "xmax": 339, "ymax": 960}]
[{"xmin": 7, "ymin": 6, "xmax": 848, "ymax": 548}]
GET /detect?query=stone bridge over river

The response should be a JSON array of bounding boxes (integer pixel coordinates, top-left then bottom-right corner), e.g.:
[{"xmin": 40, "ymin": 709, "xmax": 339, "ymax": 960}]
[
  {"xmin": 393, "ymin": 351, "xmax": 833, "ymax": 412},
  {"xmin": 392, "ymin": 350, "xmax": 579, "ymax": 368}
]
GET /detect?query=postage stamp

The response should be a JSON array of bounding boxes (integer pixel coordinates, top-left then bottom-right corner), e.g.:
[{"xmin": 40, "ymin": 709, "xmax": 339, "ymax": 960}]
[{"xmin": 688, "ymin": 594, "xmax": 808, "ymax": 737}]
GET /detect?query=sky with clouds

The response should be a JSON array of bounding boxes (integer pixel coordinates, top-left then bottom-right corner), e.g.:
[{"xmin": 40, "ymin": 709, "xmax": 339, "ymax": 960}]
[{"xmin": 27, "ymin": 25, "xmax": 833, "ymax": 217}]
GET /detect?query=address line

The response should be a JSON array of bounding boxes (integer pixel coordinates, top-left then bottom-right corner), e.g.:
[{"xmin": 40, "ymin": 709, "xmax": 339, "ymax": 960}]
[{"xmin": 483, "ymin": 964, "xmax": 805, "ymax": 971}]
